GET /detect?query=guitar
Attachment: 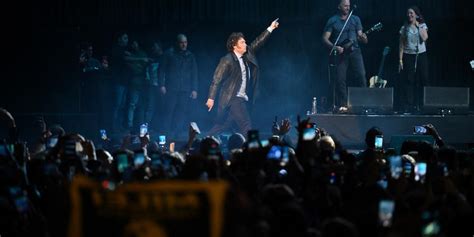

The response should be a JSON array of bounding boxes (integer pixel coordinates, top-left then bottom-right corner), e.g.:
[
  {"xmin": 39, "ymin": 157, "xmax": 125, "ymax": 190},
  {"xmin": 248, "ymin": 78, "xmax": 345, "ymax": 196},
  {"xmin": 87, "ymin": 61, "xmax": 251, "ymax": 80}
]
[
  {"xmin": 329, "ymin": 22, "xmax": 383, "ymax": 64},
  {"xmin": 337, "ymin": 22, "xmax": 383, "ymax": 53},
  {"xmin": 369, "ymin": 46, "xmax": 390, "ymax": 88}
]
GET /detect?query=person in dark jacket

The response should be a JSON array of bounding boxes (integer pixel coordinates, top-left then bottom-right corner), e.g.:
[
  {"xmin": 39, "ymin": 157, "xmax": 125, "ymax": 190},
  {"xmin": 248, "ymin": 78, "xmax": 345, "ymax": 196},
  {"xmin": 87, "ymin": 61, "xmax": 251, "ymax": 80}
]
[
  {"xmin": 206, "ymin": 19, "xmax": 279, "ymax": 136},
  {"xmin": 159, "ymin": 34, "xmax": 198, "ymax": 139}
]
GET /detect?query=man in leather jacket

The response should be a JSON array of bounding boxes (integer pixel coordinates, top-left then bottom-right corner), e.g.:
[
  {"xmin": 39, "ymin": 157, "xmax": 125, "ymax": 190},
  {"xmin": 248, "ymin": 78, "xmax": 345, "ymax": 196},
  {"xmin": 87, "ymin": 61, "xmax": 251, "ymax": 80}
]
[{"xmin": 206, "ymin": 20, "xmax": 279, "ymax": 136}]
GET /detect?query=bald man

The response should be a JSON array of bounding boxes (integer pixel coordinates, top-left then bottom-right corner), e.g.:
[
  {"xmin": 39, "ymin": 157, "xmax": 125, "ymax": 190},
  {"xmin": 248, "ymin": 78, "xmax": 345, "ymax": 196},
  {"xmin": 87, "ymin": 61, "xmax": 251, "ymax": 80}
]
[
  {"xmin": 159, "ymin": 34, "xmax": 198, "ymax": 140},
  {"xmin": 322, "ymin": 0, "xmax": 368, "ymax": 113}
]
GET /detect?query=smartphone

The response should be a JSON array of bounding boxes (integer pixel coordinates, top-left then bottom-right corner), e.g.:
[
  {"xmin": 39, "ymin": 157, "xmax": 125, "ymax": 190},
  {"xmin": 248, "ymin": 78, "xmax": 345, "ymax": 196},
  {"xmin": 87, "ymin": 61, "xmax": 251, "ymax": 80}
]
[
  {"xmin": 414, "ymin": 126, "xmax": 427, "ymax": 134},
  {"xmin": 403, "ymin": 162, "xmax": 412, "ymax": 178},
  {"xmin": 247, "ymin": 130, "xmax": 260, "ymax": 149},
  {"xmin": 100, "ymin": 129, "xmax": 108, "ymax": 140},
  {"xmin": 158, "ymin": 135, "xmax": 166, "ymax": 145},
  {"xmin": 389, "ymin": 156, "xmax": 402, "ymax": 179},
  {"xmin": 190, "ymin": 122, "xmax": 201, "ymax": 134},
  {"xmin": 379, "ymin": 199, "xmax": 395, "ymax": 227},
  {"xmin": 45, "ymin": 136, "xmax": 58, "ymax": 148},
  {"xmin": 303, "ymin": 123, "xmax": 316, "ymax": 141},
  {"xmin": 9, "ymin": 186, "xmax": 29, "ymax": 215},
  {"xmin": 261, "ymin": 139, "xmax": 269, "ymax": 147},
  {"xmin": 415, "ymin": 162, "xmax": 427, "ymax": 182},
  {"xmin": 133, "ymin": 151, "xmax": 146, "ymax": 167},
  {"xmin": 375, "ymin": 135, "xmax": 383, "ymax": 150},
  {"xmin": 139, "ymin": 123, "xmax": 148, "ymax": 137},
  {"xmin": 267, "ymin": 145, "xmax": 282, "ymax": 160},
  {"xmin": 116, "ymin": 153, "xmax": 129, "ymax": 173}
]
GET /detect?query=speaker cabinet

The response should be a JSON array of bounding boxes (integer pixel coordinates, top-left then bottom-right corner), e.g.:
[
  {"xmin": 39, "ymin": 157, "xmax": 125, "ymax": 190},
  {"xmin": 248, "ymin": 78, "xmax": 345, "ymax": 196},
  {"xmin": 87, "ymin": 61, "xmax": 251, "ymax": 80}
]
[
  {"xmin": 348, "ymin": 87, "xmax": 393, "ymax": 114},
  {"xmin": 423, "ymin": 87, "xmax": 470, "ymax": 114}
]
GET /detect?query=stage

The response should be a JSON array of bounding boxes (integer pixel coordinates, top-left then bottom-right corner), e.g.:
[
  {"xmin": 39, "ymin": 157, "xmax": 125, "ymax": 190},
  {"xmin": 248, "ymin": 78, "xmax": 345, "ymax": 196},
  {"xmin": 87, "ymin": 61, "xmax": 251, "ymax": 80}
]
[{"xmin": 309, "ymin": 113, "xmax": 474, "ymax": 150}]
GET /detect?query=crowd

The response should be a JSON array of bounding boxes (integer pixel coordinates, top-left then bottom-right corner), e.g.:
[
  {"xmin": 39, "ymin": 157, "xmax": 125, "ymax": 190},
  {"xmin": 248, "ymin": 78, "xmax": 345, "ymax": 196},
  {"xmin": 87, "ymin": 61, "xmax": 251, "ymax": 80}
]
[{"xmin": 0, "ymin": 107, "xmax": 473, "ymax": 237}]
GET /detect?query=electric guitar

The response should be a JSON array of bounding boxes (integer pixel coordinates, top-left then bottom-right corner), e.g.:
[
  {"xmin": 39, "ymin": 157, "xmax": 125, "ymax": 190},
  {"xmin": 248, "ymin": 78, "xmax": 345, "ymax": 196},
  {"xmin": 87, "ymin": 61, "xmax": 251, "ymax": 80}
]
[
  {"xmin": 338, "ymin": 22, "xmax": 383, "ymax": 53},
  {"xmin": 369, "ymin": 46, "xmax": 390, "ymax": 88},
  {"xmin": 329, "ymin": 22, "xmax": 383, "ymax": 64}
]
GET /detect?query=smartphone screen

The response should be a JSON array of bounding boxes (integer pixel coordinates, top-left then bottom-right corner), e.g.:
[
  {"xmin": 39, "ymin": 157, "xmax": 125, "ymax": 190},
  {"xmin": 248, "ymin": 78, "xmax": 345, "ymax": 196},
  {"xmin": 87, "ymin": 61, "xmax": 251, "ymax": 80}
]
[
  {"xmin": 100, "ymin": 129, "xmax": 107, "ymax": 140},
  {"xmin": 133, "ymin": 152, "xmax": 145, "ymax": 167},
  {"xmin": 140, "ymin": 123, "xmax": 148, "ymax": 137},
  {"xmin": 375, "ymin": 135, "xmax": 383, "ymax": 150},
  {"xmin": 403, "ymin": 162, "xmax": 412, "ymax": 178},
  {"xmin": 47, "ymin": 137, "xmax": 59, "ymax": 148},
  {"xmin": 414, "ymin": 126, "xmax": 427, "ymax": 134},
  {"xmin": 190, "ymin": 122, "xmax": 201, "ymax": 134},
  {"xmin": 158, "ymin": 135, "xmax": 166, "ymax": 145},
  {"xmin": 415, "ymin": 162, "xmax": 427, "ymax": 182},
  {"xmin": 379, "ymin": 200, "xmax": 395, "ymax": 227},
  {"xmin": 247, "ymin": 130, "xmax": 260, "ymax": 149},
  {"xmin": 267, "ymin": 145, "xmax": 282, "ymax": 160},
  {"xmin": 302, "ymin": 128, "xmax": 316, "ymax": 141},
  {"xmin": 389, "ymin": 156, "xmax": 402, "ymax": 179},
  {"xmin": 117, "ymin": 153, "xmax": 129, "ymax": 173}
]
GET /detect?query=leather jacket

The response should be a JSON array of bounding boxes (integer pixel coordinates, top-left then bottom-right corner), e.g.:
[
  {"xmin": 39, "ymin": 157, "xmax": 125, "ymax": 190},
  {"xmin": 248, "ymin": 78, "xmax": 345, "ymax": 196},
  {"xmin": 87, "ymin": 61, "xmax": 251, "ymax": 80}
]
[{"xmin": 208, "ymin": 29, "xmax": 271, "ymax": 112}]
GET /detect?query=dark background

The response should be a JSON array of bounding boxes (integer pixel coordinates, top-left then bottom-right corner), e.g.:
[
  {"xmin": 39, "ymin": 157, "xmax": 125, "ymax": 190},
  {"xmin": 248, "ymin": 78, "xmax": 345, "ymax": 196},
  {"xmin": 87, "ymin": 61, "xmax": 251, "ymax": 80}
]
[{"xmin": 3, "ymin": 0, "xmax": 474, "ymax": 139}]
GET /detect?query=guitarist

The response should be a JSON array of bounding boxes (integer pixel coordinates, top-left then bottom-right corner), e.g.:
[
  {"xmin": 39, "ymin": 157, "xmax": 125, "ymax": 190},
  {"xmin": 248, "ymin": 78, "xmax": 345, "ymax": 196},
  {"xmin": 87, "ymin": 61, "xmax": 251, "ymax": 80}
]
[{"xmin": 322, "ymin": 0, "xmax": 368, "ymax": 113}]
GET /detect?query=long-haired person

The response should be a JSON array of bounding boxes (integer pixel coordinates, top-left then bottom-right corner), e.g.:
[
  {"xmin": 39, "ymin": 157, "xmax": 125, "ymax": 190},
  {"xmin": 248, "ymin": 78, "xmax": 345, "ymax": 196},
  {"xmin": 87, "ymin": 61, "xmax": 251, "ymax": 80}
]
[{"xmin": 398, "ymin": 6, "xmax": 429, "ymax": 113}]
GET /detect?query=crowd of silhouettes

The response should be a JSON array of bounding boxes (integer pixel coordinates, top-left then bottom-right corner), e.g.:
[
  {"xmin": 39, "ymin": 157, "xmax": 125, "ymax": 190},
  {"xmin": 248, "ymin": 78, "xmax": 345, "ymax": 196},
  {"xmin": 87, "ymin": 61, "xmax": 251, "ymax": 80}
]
[{"xmin": 0, "ymin": 107, "xmax": 473, "ymax": 237}]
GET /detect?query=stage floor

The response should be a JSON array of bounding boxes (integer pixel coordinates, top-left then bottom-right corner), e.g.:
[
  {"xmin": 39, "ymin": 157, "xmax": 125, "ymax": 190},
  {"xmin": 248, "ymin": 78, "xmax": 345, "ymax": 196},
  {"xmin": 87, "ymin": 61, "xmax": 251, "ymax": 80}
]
[{"xmin": 309, "ymin": 113, "xmax": 474, "ymax": 150}]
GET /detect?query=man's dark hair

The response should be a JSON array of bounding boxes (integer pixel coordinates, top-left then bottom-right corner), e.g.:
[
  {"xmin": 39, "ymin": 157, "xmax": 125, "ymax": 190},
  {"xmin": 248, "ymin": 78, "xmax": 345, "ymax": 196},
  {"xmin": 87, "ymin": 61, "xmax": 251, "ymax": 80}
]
[{"xmin": 226, "ymin": 32, "xmax": 245, "ymax": 52}]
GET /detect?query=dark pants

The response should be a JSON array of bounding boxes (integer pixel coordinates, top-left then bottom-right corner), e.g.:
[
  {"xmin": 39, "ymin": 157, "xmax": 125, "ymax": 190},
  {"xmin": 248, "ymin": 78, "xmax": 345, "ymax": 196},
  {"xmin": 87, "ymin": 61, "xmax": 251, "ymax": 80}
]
[
  {"xmin": 112, "ymin": 84, "xmax": 127, "ymax": 131},
  {"xmin": 162, "ymin": 91, "xmax": 191, "ymax": 139},
  {"xmin": 126, "ymin": 86, "xmax": 142, "ymax": 129},
  {"xmin": 331, "ymin": 48, "xmax": 367, "ymax": 107},
  {"xmin": 207, "ymin": 97, "xmax": 252, "ymax": 137},
  {"xmin": 399, "ymin": 52, "xmax": 429, "ymax": 111},
  {"xmin": 143, "ymin": 86, "xmax": 159, "ymax": 125}
]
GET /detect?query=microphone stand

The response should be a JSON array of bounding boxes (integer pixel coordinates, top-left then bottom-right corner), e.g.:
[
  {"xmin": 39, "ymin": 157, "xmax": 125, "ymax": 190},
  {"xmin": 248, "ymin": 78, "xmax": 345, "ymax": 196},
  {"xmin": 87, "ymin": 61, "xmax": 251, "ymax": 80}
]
[{"xmin": 328, "ymin": 7, "xmax": 356, "ymax": 113}]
